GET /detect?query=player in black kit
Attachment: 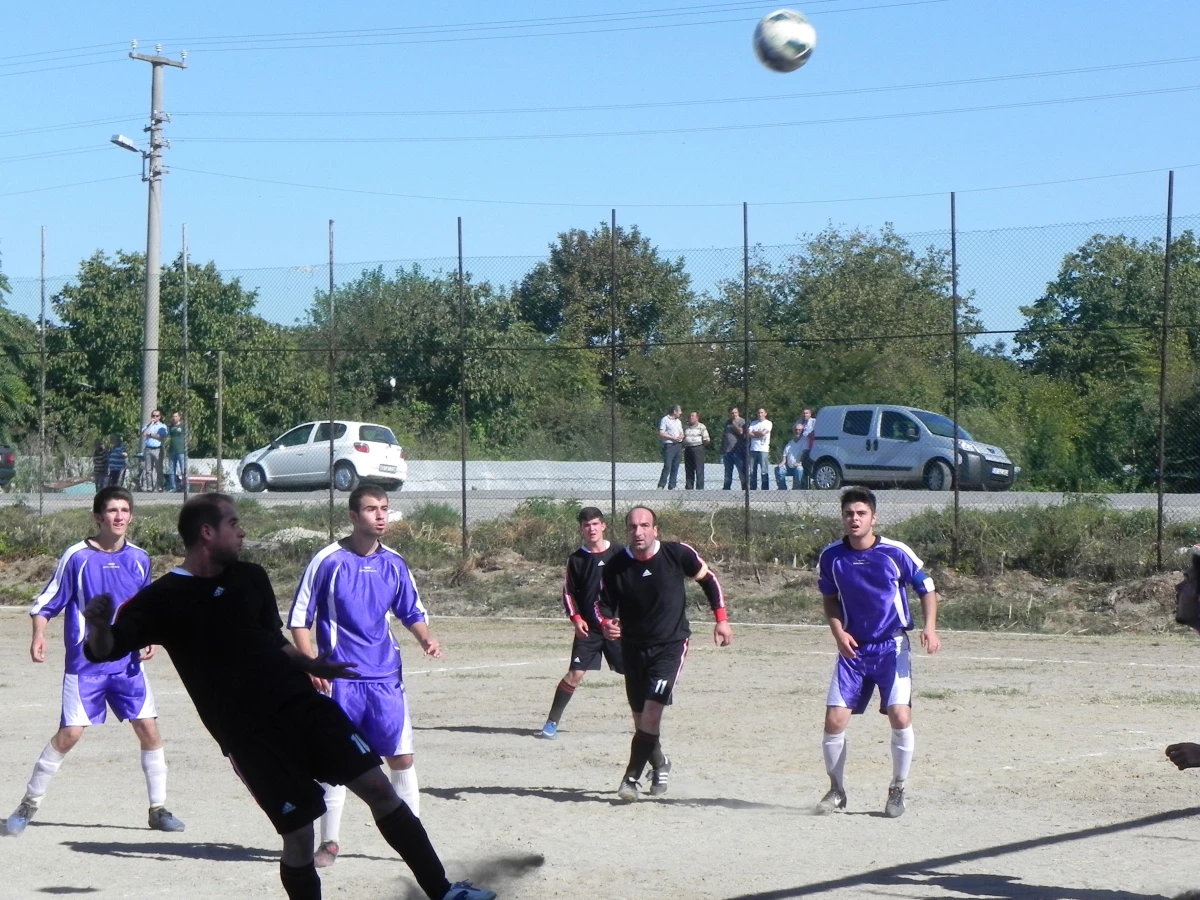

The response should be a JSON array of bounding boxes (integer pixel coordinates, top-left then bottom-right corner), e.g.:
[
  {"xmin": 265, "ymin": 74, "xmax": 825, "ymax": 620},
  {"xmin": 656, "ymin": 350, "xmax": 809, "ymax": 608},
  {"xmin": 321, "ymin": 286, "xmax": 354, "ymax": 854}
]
[
  {"xmin": 598, "ymin": 506, "xmax": 733, "ymax": 802},
  {"xmin": 539, "ymin": 507, "xmax": 624, "ymax": 739},
  {"xmin": 82, "ymin": 494, "xmax": 495, "ymax": 900}
]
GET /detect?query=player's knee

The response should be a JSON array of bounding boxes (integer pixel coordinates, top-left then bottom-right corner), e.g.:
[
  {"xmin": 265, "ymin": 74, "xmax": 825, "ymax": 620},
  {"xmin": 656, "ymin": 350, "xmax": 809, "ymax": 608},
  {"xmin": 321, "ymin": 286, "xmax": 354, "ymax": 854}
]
[
  {"xmin": 131, "ymin": 718, "xmax": 163, "ymax": 749},
  {"xmin": 565, "ymin": 670, "xmax": 586, "ymax": 688},
  {"xmin": 280, "ymin": 823, "xmax": 315, "ymax": 866},
  {"xmin": 887, "ymin": 705, "xmax": 911, "ymax": 729},
  {"xmin": 823, "ymin": 708, "xmax": 851, "ymax": 734},
  {"xmin": 52, "ymin": 727, "xmax": 85, "ymax": 752},
  {"xmin": 386, "ymin": 754, "xmax": 413, "ymax": 770}
]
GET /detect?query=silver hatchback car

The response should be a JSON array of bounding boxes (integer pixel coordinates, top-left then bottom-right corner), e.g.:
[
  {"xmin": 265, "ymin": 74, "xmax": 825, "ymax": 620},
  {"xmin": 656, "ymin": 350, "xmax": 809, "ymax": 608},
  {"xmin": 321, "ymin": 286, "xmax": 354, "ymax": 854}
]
[{"xmin": 237, "ymin": 420, "xmax": 407, "ymax": 492}]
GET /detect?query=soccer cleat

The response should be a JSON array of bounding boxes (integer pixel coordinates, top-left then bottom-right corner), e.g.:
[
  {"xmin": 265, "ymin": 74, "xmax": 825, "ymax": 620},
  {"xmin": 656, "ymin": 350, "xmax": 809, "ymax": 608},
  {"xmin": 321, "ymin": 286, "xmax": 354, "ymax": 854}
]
[
  {"xmin": 443, "ymin": 881, "xmax": 497, "ymax": 900},
  {"xmin": 815, "ymin": 784, "xmax": 847, "ymax": 815},
  {"xmin": 314, "ymin": 840, "xmax": 340, "ymax": 868},
  {"xmin": 5, "ymin": 799, "xmax": 36, "ymax": 835},
  {"xmin": 884, "ymin": 784, "xmax": 906, "ymax": 818},
  {"xmin": 539, "ymin": 721, "xmax": 558, "ymax": 740},
  {"xmin": 148, "ymin": 806, "xmax": 186, "ymax": 832},
  {"xmin": 616, "ymin": 777, "xmax": 641, "ymax": 803},
  {"xmin": 649, "ymin": 758, "xmax": 672, "ymax": 797}
]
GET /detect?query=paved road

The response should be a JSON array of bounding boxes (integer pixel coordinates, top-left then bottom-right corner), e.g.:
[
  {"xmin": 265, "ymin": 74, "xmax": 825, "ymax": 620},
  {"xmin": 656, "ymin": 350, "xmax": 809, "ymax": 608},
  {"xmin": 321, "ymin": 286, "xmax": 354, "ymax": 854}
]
[{"xmin": 9, "ymin": 487, "xmax": 1200, "ymax": 524}]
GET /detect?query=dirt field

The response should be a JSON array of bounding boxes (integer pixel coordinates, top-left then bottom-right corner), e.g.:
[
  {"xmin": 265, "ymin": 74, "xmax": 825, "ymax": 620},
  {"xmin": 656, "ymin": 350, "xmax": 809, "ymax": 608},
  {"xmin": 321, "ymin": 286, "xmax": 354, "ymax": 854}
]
[{"xmin": 3, "ymin": 610, "xmax": 1199, "ymax": 899}]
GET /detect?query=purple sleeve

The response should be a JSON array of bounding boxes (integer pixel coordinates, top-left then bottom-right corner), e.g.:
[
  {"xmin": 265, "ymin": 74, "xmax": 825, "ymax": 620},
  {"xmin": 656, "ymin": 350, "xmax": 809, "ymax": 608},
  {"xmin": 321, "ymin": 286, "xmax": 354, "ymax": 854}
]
[
  {"xmin": 30, "ymin": 550, "xmax": 78, "ymax": 620},
  {"xmin": 818, "ymin": 546, "xmax": 837, "ymax": 597},
  {"xmin": 289, "ymin": 555, "xmax": 332, "ymax": 629},
  {"xmin": 390, "ymin": 559, "xmax": 428, "ymax": 629}
]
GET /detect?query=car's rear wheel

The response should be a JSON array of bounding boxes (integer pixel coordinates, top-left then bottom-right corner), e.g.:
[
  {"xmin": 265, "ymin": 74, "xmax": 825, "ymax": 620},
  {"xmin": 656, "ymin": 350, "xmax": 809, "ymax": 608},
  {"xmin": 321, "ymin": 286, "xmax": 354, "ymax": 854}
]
[
  {"xmin": 923, "ymin": 459, "xmax": 952, "ymax": 491},
  {"xmin": 240, "ymin": 465, "xmax": 267, "ymax": 493},
  {"xmin": 811, "ymin": 459, "xmax": 842, "ymax": 490},
  {"xmin": 333, "ymin": 462, "xmax": 359, "ymax": 492}
]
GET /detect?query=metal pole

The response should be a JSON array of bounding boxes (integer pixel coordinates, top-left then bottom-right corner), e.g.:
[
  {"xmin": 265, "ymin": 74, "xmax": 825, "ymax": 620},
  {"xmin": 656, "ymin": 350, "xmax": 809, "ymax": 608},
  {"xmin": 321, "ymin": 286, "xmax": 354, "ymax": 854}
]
[
  {"xmin": 458, "ymin": 217, "xmax": 468, "ymax": 557},
  {"xmin": 216, "ymin": 349, "xmax": 224, "ymax": 491},
  {"xmin": 950, "ymin": 192, "xmax": 960, "ymax": 567},
  {"xmin": 742, "ymin": 202, "xmax": 751, "ymax": 557},
  {"xmin": 328, "ymin": 220, "xmax": 336, "ymax": 542},
  {"xmin": 129, "ymin": 48, "xmax": 185, "ymax": 441},
  {"xmin": 38, "ymin": 226, "xmax": 46, "ymax": 515},
  {"xmin": 181, "ymin": 224, "xmax": 189, "ymax": 500},
  {"xmin": 610, "ymin": 209, "xmax": 618, "ymax": 521},
  {"xmin": 1156, "ymin": 171, "xmax": 1174, "ymax": 570}
]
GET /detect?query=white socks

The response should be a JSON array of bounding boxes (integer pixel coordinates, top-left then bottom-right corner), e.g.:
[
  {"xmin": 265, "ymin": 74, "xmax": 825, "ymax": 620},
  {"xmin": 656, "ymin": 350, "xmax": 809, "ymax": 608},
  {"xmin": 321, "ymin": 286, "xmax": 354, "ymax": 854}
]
[
  {"xmin": 25, "ymin": 743, "xmax": 66, "ymax": 805},
  {"xmin": 140, "ymin": 748, "xmax": 168, "ymax": 807},
  {"xmin": 821, "ymin": 732, "xmax": 847, "ymax": 790},
  {"xmin": 320, "ymin": 783, "xmax": 346, "ymax": 844},
  {"xmin": 890, "ymin": 726, "xmax": 915, "ymax": 787},
  {"xmin": 390, "ymin": 765, "xmax": 420, "ymax": 818}
]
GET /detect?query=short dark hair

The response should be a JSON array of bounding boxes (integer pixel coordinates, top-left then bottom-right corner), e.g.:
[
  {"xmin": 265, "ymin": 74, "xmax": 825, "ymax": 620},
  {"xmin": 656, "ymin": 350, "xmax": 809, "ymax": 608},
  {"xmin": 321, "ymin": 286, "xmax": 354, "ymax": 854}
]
[
  {"xmin": 625, "ymin": 505, "xmax": 657, "ymax": 526},
  {"xmin": 577, "ymin": 506, "xmax": 605, "ymax": 524},
  {"xmin": 349, "ymin": 483, "xmax": 388, "ymax": 513},
  {"xmin": 178, "ymin": 493, "xmax": 235, "ymax": 548},
  {"xmin": 93, "ymin": 485, "xmax": 133, "ymax": 515},
  {"xmin": 840, "ymin": 487, "xmax": 877, "ymax": 513}
]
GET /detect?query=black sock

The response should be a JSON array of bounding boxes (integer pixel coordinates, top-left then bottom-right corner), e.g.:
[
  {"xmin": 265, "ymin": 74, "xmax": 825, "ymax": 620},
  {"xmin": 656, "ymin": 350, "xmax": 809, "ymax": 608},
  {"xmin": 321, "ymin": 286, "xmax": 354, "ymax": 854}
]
[
  {"xmin": 280, "ymin": 861, "xmax": 321, "ymax": 900},
  {"xmin": 547, "ymin": 679, "xmax": 576, "ymax": 724},
  {"xmin": 376, "ymin": 803, "xmax": 452, "ymax": 900},
  {"xmin": 650, "ymin": 741, "xmax": 667, "ymax": 770},
  {"xmin": 625, "ymin": 729, "xmax": 659, "ymax": 782}
]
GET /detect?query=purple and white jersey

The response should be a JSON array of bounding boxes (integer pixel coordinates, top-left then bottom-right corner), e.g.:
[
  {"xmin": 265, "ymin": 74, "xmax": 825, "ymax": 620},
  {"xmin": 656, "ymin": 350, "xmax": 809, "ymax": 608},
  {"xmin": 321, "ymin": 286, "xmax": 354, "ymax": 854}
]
[
  {"xmin": 817, "ymin": 536, "xmax": 935, "ymax": 644},
  {"xmin": 289, "ymin": 541, "xmax": 428, "ymax": 681},
  {"xmin": 32, "ymin": 539, "xmax": 152, "ymax": 676}
]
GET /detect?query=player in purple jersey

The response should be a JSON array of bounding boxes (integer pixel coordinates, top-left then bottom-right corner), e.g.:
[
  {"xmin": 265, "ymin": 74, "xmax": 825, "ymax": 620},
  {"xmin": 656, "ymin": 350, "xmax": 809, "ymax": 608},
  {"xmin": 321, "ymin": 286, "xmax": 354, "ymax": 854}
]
[
  {"xmin": 289, "ymin": 484, "xmax": 444, "ymax": 869},
  {"xmin": 538, "ymin": 507, "xmax": 624, "ymax": 740},
  {"xmin": 598, "ymin": 506, "xmax": 733, "ymax": 802},
  {"xmin": 5, "ymin": 486, "xmax": 184, "ymax": 836},
  {"xmin": 815, "ymin": 487, "xmax": 940, "ymax": 819}
]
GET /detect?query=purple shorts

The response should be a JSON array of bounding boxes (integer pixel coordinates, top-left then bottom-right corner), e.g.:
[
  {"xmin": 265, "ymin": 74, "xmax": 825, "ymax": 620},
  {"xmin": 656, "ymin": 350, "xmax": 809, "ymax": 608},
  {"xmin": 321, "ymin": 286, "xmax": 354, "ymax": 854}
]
[
  {"xmin": 61, "ymin": 668, "xmax": 156, "ymax": 727},
  {"xmin": 330, "ymin": 678, "xmax": 412, "ymax": 758},
  {"xmin": 826, "ymin": 633, "xmax": 912, "ymax": 715}
]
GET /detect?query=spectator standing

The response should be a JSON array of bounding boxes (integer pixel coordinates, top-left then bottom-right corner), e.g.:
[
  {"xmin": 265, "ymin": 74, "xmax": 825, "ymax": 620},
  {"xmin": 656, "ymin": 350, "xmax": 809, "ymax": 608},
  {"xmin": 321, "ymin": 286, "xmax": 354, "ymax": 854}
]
[
  {"xmin": 721, "ymin": 407, "xmax": 747, "ymax": 491},
  {"xmin": 166, "ymin": 412, "xmax": 187, "ymax": 493},
  {"xmin": 775, "ymin": 423, "xmax": 807, "ymax": 490},
  {"xmin": 656, "ymin": 406, "xmax": 684, "ymax": 490},
  {"xmin": 682, "ymin": 412, "xmax": 711, "ymax": 490},
  {"xmin": 107, "ymin": 435, "xmax": 128, "ymax": 488},
  {"xmin": 747, "ymin": 408, "xmax": 773, "ymax": 491},
  {"xmin": 798, "ymin": 408, "xmax": 816, "ymax": 488},
  {"xmin": 92, "ymin": 439, "xmax": 109, "ymax": 491},
  {"xmin": 140, "ymin": 410, "xmax": 168, "ymax": 492}
]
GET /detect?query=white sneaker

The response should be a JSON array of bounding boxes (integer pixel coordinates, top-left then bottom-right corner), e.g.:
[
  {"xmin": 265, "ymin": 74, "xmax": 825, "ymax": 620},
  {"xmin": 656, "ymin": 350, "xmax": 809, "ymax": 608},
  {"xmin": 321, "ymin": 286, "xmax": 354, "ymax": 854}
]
[
  {"xmin": 6, "ymin": 799, "xmax": 36, "ymax": 835},
  {"xmin": 884, "ymin": 784, "xmax": 906, "ymax": 818},
  {"xmin": 443, "ymin": 882, "xmax": 497, "ymax": 900},
  {"xmin": 815, "ymin": 784, "xmax": 847, "ymax": 814}
]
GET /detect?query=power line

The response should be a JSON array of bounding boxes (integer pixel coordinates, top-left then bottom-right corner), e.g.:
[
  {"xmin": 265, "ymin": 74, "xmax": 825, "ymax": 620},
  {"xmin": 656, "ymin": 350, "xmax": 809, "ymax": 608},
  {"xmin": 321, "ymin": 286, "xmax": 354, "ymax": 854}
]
[
  {"xmin": 0, "ymin": 116, "xmax": 142, "ymax": 141},
  {"xmin": 170, "ymin": 161, "xmax": 1200, "ymax": 210},
  {"xmin": 173, "ymin": 83, "xmax": 1200, "ymax": 145},
  {"xmin": 0, "ymin": 147, "xmax": 104, "ymax": 165},
  {"xmin": 0, "ymin": 175, "xmax": 138, "ymax": 198},
  {"xmin": 0, "ymin": 58, "xmax": 126, "ymax": 80},
  {"xmin": 175, "ymin": 55, "xmax": 1200, "ymax": 120}
]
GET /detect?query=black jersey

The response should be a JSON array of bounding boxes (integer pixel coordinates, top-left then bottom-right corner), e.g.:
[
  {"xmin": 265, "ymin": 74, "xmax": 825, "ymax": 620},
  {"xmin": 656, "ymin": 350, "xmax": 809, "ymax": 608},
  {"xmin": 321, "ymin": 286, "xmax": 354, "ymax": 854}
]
[
  {"xmin": 597, "ymin": 541, "xmax": 707, "ymax": 646},
  {"xmin": 561, "ymin": 542, "xmax": 622, "ymax": 627},
  {"xmin": 85, "ymin": 561, "xmax": 313, "ymax": 754}
]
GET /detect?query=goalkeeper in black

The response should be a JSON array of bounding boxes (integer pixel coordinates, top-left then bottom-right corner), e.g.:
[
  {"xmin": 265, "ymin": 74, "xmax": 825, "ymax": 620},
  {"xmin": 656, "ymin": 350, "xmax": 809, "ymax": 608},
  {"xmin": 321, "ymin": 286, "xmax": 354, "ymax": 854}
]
[{"xmin": 597, "ymin": 505, "xmax": 733, "ymax": 802}]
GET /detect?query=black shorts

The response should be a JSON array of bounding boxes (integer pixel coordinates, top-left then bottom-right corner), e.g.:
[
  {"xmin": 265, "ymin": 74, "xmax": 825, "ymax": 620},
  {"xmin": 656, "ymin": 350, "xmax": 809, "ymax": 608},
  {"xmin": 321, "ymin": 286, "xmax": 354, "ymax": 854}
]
[
  {"xmin": 226, "ymin": 692, "xmax": 381, "ymax": 834},
  {"xmin": 623, "ymin": 639, "xmax": 688, "ymax": 712},
  {"xmin": 569, "ymin": 630, "xmax": 624, "ymax": 674}
]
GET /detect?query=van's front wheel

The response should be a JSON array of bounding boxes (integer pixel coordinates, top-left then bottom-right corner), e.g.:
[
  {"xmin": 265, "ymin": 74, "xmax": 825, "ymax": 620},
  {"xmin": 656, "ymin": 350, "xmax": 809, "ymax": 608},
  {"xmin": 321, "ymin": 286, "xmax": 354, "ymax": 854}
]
[
  {"xmin": 811, "ymin": 459, "xmax": 842, "ymax": 490},
  {"xmin": 923, "ymin": 459, "xmax": 952, "ymax": 491}
]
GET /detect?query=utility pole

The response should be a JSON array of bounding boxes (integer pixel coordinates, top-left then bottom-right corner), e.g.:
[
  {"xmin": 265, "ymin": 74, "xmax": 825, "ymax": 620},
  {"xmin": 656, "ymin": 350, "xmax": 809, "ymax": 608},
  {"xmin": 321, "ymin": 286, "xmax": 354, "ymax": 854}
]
[{"xmin": 129, "ymin": 43, "xmax": 185, "ymax": 434}]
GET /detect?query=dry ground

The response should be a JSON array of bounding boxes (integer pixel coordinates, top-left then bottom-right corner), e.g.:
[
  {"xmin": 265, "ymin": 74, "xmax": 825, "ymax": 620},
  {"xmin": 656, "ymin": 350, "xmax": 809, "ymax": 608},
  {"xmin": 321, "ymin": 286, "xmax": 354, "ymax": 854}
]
[{"xmin": 2, "ymin": 612, "xmax": 1200, "ymax": 899}]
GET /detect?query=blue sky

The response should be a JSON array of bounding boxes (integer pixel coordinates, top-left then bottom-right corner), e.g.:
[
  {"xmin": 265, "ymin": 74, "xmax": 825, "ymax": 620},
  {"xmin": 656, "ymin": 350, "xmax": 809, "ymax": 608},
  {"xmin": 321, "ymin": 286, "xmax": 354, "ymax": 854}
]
[{"xmin": 2, "ymin": 0, "xmax": 1197, "ymax": 332}]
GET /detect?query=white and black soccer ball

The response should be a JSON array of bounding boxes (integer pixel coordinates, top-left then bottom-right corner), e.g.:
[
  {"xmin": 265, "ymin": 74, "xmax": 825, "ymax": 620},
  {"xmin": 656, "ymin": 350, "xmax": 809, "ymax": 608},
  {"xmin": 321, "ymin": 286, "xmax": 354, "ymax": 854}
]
[{"xmin": 753, "ymin": 9, "xmax": 817, "ymax": 73}]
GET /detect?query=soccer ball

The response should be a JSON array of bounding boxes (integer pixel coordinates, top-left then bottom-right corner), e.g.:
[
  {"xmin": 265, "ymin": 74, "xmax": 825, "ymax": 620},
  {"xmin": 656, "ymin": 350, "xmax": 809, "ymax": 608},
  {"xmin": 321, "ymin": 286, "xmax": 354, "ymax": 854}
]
[{"xmin": 753, "ymin": 9, "xmax": 817, "ymax": 73}]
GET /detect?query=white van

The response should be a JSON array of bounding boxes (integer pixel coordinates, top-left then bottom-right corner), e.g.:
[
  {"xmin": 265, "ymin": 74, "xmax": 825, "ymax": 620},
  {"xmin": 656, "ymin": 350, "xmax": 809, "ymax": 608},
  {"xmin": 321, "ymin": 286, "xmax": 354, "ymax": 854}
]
[{"xmin": 809, "ymin": 404, "xmax": 1016, "ymax": 491}]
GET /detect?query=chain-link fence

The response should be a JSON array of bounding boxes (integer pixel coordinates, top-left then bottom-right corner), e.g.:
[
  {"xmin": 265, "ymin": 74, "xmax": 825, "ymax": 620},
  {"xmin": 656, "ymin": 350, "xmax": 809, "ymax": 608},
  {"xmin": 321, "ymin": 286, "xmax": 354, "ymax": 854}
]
[{"xmin": 4, "ymin": 185, "xmax": 1199, "ymax": 569}]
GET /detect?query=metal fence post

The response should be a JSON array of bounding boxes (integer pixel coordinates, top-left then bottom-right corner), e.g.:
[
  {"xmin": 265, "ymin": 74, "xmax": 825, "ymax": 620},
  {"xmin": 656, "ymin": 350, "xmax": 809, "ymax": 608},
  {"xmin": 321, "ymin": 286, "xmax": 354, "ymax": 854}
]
[
  {"xmin": 610, "ymin": 209, "xmax": 618, "ymax": 521},
  {"xmin": 950, "ymin": 193, "xmax": 960, "ymax": 568},
  {"xmin": 181, "ymin": 223, "xmax": 189, "ymax": 500},
  {"xmin": 38, "ymin": 226, "xmax": 46, "ymax": 515},
  {"xmin": 1156, "ymin": 171, "xmax": 1175, "ymax": 570},
  {"xmin": 216, "ymin": 349, "xmax": 224, "ymax": 492},
  {"xmin": 742, "ymin": 202, "xmax": 751, "ymax": 558},
  {"xmin": 327, "ymin": 220, "xmax": 336, "ymax": 541},
  {"xmin": 458, "ymin": 217, "xmax": 468, "ymax": 557}
]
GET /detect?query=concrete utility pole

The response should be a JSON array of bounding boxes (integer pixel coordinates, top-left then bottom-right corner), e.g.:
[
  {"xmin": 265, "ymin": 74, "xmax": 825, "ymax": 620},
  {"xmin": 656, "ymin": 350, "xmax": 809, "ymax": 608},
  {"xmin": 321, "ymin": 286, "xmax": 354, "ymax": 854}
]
[{"xmin": 129, "ymin": 43, "xmax": 185, "ymax": 434}]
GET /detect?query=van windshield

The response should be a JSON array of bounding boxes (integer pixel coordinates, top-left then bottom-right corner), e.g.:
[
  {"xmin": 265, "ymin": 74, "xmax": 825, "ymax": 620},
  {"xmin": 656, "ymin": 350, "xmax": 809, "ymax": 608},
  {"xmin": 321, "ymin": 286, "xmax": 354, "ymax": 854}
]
[{"xmin": 911, "ymin": 410, "xmax": 973, "ymax": 441}]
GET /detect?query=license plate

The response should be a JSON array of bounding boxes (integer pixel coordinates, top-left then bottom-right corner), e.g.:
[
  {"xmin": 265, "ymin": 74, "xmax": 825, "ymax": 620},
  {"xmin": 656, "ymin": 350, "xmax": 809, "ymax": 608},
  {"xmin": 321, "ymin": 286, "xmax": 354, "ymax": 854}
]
[
  {"xmin": 379, "ymin": 465, "xmax": 397, "ymax": 473},
  {"xmin": 990, "ymin": 467, "xmax": 1008, "ymax": 476}
]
